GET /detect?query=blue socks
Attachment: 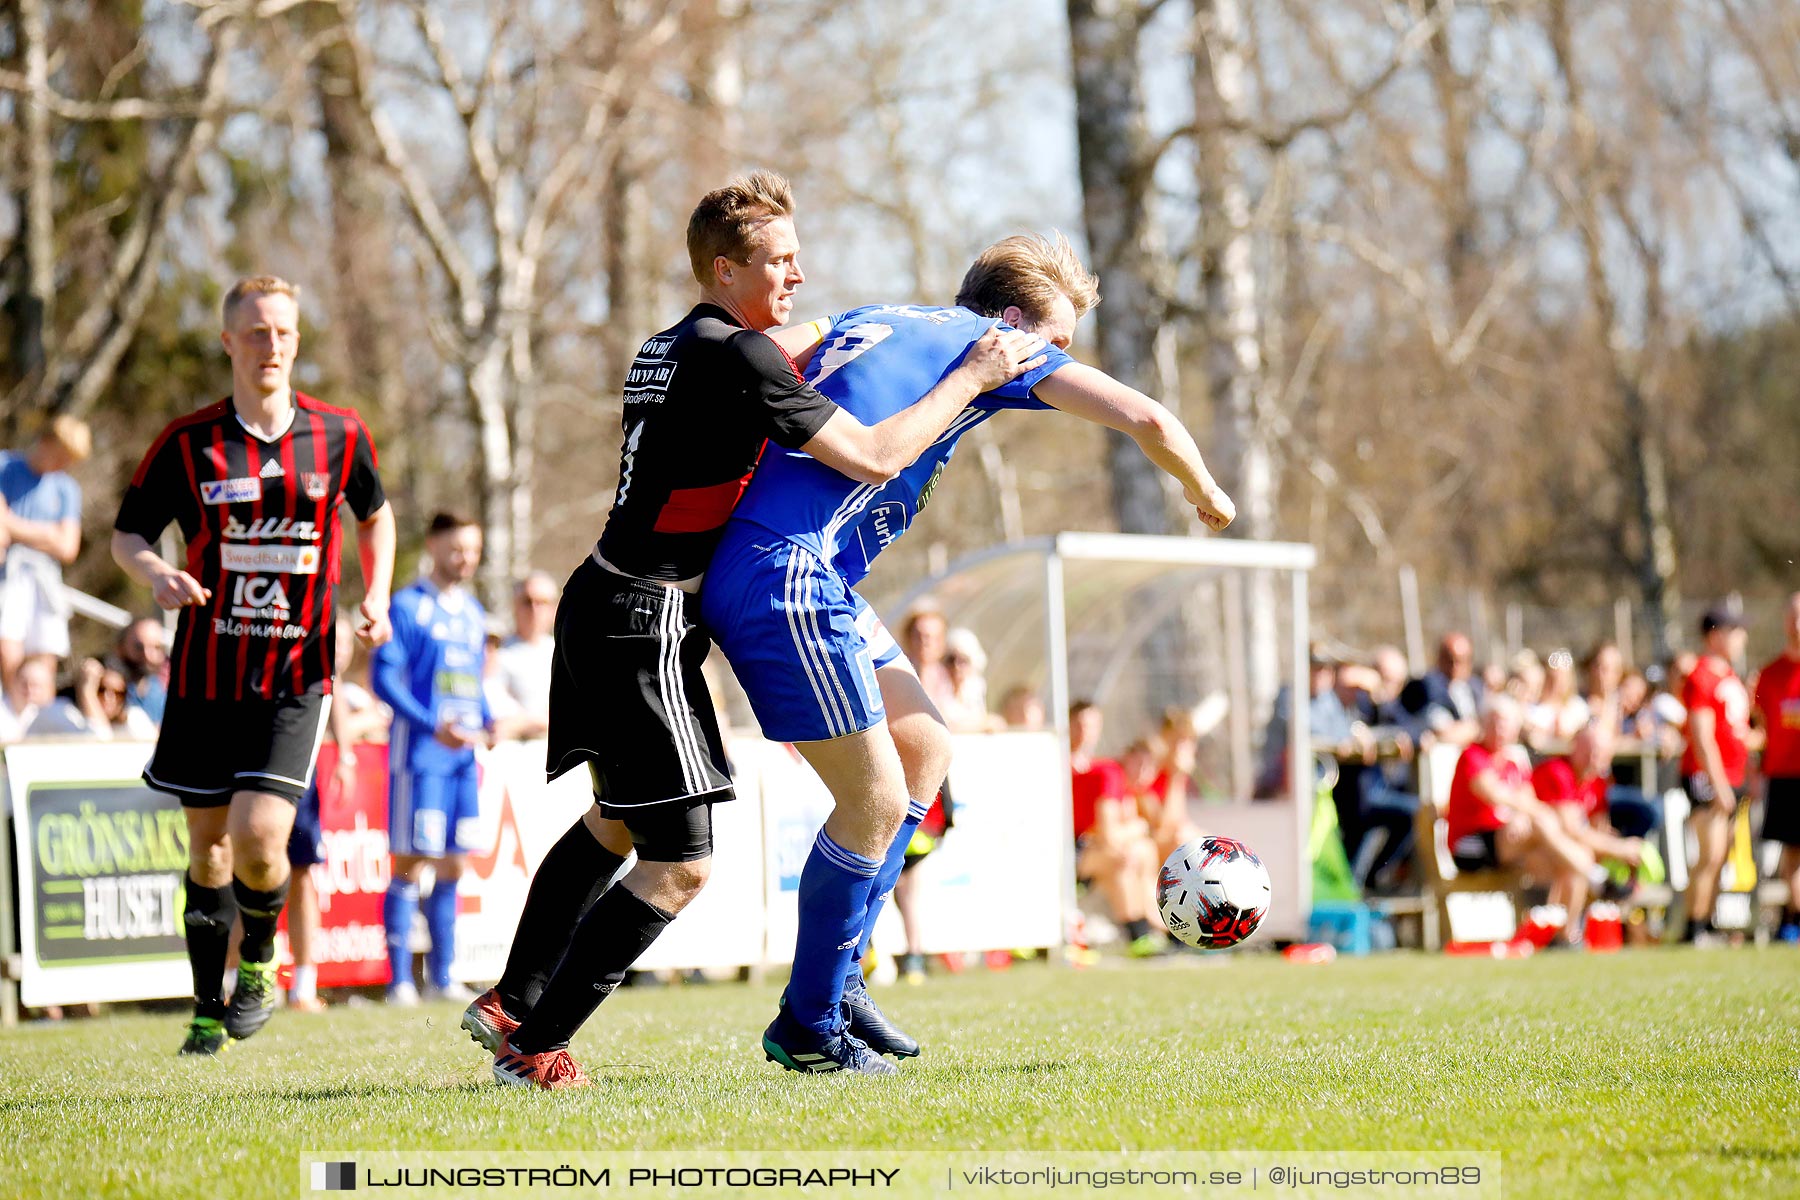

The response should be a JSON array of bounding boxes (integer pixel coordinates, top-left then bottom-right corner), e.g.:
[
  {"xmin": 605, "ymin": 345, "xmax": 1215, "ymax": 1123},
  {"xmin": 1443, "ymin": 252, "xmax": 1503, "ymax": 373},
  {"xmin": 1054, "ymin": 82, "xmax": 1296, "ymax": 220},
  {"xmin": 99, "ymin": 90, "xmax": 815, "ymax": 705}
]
[
  {"xmin": 383, "ymin": 878, "xmax": 419, "ymax": 990},
  {"xmin": 424, "ymin": 874, "xmax": 459, "ymax": 990},
  {"xmin": 846, "ymin": 800, "xmax": 928, "ymax": 989},
  {"xmin": 787, "ymin": 829, "xmax": 882, "ymax": 1036}
]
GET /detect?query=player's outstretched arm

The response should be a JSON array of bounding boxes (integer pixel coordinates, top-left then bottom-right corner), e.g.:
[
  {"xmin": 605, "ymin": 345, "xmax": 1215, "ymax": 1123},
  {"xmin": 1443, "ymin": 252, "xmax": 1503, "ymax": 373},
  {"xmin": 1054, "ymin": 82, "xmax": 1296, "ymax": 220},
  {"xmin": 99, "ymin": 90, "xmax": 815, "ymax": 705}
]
[
  {"xmin": 354, "ymin": 502, "xmax": 396, "ymax": 648},
  {"xmin": 1033, "ymin": 363, "xmax": 1235, "ymax": 532},
  {"xmin": 802, "ymin": 326, "xmax": 1047, "ymax": 486},
  {"xmin": 110, "ymin": 531, "xmax": 209, "ymax": 610}
]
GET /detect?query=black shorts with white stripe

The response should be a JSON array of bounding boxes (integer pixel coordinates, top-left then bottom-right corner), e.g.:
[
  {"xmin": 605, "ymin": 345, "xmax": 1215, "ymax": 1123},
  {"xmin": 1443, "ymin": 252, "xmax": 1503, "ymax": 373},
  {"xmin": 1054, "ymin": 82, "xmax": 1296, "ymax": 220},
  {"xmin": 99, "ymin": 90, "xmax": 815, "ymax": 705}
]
[
  {"xmin": 144, "ymin": 690, "xmax": 331, "ymax": 806},
  {"xmin": 545, "ymin": 555, "xmax": 733, "ymax": 808}
]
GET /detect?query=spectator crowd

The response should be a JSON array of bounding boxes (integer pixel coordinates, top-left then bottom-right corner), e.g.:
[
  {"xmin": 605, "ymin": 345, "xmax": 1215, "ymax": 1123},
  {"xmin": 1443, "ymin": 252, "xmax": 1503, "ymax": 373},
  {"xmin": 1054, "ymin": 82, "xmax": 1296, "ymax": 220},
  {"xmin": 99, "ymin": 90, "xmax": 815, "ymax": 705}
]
[{"xmin": 7, "ymin": 402, "xmax": 1797, "ymax": 965}]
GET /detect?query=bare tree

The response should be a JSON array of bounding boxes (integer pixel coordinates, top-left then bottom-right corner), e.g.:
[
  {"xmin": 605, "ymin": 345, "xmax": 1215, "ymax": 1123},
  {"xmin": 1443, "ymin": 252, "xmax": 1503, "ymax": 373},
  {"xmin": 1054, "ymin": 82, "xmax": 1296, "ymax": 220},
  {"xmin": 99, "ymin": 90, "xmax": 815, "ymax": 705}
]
[{"xmin": 335, "ymin": 0, "xmax": 683, "ymax": 599}]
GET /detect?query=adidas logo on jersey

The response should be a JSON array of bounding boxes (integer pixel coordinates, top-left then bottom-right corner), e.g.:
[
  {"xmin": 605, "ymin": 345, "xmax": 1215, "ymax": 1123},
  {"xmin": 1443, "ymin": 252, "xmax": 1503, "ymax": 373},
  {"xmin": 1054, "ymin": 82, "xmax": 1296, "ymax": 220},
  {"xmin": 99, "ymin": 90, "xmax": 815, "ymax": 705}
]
[{"xmin": 259, "ymin": 459, "xmax": 285, "ymax": 479}]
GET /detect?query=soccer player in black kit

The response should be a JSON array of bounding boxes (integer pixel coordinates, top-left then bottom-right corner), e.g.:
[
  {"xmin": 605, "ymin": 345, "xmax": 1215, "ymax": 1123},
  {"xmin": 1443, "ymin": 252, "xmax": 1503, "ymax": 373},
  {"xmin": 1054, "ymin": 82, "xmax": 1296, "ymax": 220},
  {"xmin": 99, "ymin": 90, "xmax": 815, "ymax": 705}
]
[
  {"xmin": 112, "ymin": 276, "xmax": 396, "ymax": 1056},
  {"xmin": 464, "ymin": 171, "xmax": 1044, "ymax": 1088}
]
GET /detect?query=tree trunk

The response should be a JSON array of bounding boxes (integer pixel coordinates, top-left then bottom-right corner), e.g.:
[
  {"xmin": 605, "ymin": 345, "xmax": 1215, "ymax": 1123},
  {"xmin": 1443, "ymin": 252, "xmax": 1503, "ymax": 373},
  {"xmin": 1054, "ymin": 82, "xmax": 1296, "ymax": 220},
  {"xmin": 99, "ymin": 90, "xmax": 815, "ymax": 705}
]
[
  {"xmin": 1066, "ymin": 0, "xmax": 1172, "ymax": 537},
  {"xmin": 469, "ymin": 335, "xmax": 518, "ymax": 606},
  {"xmin": 12, "ymin": 0, "xmax": 55, "ymax": 404},
  {"xmin": 1195, "ymin": 0, "xmax": 1280, "ymax": 725},
  {"xmin": 1547, "ymin": 0, "xmax": 1682, "ymax": 662}
]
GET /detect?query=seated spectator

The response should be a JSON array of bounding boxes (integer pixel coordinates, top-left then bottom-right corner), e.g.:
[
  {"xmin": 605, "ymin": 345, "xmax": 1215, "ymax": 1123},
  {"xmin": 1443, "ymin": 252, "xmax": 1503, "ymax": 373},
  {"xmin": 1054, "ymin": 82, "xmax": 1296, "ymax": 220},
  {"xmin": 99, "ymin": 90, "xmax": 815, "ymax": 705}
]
[
  {"xmin": 1123, "ymin": 723, "xmax": 1198, "ymax": 864},
  {"xmin": 940, "ymin": 627, "xmax": 1001, "ymax": 732},
  {"xmin": 1257, "ymin": 644, "xmax": 1367, "ymax": 798},
  {"xmin": 2, "ymin": 654, "xmax": 59, "ymax": 742},
  {"xmin": 493, "ymin": 571, "xmax": 557, "ymax": 738},
  {"xmin": 1342, "ymin": 646, "xmax": 1422, "ymax": 892},
  {"xmin": 27, "ymin": 658, "xmax": 151, "ymax": 740},
  {"xmin": 116, "ymin": 618, "xmax": 169, "ymax": 724},
  {"xmin": 1505, "ymin": 649, "xmax": 1545, "ymax": 708},
  {"xmin": 29, "ymin": 658, "xmax": 118, "ymax": 740},
  {"xmin": 1070, "ymin": 700, "xmax": 1162, "ymax": 956},
  {"xmin": 1582, "ymin": 640, "xmax": 1625, "ymax": 728},
  {"xmin": 1526, "ymin": 647, "xmax": 1589, "ymax": 745},
  {"xmin": 1416, "ymin": 631, "xmax": 1483, "ymax": 746},
  {"xmin": 1530, "ymin": 723, "xmax": 1659, "ymax": 885},
  {"xmin": 0, "ymin": 416, "xmax": 91, "ymax": 692},
  {"xmin": 484, "ymin": 629, "xmax": 547, "ymax": 742},
  {"xmin": 1617, "ymin": 669, "xmax": 1653, "ymax": 740},
  {"xmin": 998, "ymin": 684, "xmax": 1045, "ymax": 730},
  {"xmin": 1444, "ymin": 695, "xmax": 1608, "ymax": 943}
]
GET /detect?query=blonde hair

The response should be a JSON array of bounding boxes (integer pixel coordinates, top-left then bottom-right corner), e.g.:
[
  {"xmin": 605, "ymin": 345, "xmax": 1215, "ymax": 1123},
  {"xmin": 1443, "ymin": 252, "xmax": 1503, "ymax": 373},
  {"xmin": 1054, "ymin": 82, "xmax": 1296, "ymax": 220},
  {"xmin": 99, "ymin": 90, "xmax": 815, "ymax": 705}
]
[
  {"xmin": 955, "ymin": 232, "xmax": 1100, "ymax": 323},
  {"xmin": 222, "ymin": 275, "xmax": 300, "ymax": 327},
  {"xmin": 686, "ymin": 171, "xmax": 795, "ymax": 284},
  {"xmin": 37, "ymin": 415, "xmax": 92, "ymax": 462}
]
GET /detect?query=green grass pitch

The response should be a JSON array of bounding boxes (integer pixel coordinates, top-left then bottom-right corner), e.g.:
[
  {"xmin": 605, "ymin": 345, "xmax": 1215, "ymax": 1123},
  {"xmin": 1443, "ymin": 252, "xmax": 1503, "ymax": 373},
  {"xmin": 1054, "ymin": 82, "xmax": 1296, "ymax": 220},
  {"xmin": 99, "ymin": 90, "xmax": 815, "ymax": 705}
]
[{"xmin": 2, "ymin": 950, "xmax": 1796, "ymax": 1198}]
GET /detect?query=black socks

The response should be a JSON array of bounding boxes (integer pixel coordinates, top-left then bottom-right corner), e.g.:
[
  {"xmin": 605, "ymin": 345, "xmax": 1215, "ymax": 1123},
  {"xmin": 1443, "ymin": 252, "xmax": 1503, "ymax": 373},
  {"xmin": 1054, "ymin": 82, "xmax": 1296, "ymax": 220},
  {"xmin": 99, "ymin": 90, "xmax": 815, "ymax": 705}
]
[
  {"xmin": 183, "ymin": 875, "xmax": 236, "ymax": 1019},
  {"xmin": 496, "ymin": 819, "xmax": 628, "ymax": 1016},
  {"xmin": 510, "ymin": 887, "xmax": 674, "ymax": 1055},
  {"xmin": 232, "ymin": 875, "xmax": 291, "ymax": 965}
]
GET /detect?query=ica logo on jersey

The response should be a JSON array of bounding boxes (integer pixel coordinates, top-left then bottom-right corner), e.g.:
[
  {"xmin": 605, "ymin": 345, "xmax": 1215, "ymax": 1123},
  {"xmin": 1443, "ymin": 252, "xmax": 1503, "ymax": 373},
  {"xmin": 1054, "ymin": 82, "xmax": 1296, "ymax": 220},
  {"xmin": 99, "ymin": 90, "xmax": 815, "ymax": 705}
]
[{"xmin": 230, "ymin": 575, "xmax": 293, "ymax": 620}]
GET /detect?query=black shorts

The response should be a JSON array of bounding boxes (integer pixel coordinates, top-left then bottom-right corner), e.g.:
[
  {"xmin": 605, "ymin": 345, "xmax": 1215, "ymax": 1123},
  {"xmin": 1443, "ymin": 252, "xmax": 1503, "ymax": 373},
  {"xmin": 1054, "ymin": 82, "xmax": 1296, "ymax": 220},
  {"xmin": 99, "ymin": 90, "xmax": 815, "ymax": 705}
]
[
  {"xmin": 145, "ymin": 691, "xmax": 330, "ymax": 806},
  {"xmin": 1451, "ymin": 830, "xmax": 1502, "ymax": 873},
  {"xmin": 1764, "ymin": 777, "xmax": 1800, "ymax": 847},
  {"xmin": 1684, "ymin": 773, "xmax": 1744, "ymax": 814},
  {"xmin": 546, "ymin": 556, "xmax": 732, "ymax": 807}
]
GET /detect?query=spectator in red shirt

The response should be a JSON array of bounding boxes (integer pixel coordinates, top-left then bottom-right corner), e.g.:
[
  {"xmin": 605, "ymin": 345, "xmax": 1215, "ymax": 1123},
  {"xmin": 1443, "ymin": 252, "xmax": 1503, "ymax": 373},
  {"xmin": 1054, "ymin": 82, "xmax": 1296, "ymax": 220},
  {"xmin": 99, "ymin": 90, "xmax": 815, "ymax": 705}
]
[
  {"xmin": 1445, "ymin": 696, "xmax": 1602, "ymax": 940},
  {"xmin": 1753, "ymin": 592, "xmax": 1800, "ymax": 942},
  {"xmin": 1530, "ymin": 723, "xmax": 1657, "ymax": 883},
  {"xmin": 1682, "ymin": 606, "xmax": 1752, "ymax": 941},
  {"xmin": 1121, "ymin": 720, "xmax": 1199, "ymax": 865},
  {"xmin": 1070, "ymin": 700, "xmax": 1162, "ymax": 956}
]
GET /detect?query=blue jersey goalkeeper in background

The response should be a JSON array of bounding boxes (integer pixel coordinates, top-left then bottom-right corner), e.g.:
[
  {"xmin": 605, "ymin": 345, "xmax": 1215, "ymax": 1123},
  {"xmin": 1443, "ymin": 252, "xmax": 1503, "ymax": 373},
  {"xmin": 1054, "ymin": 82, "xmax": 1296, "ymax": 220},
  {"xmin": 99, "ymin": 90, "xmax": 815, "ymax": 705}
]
[
  {"xmin": 702, "ymin": 232, "xmax": 1235, "ymax": 1074},
  {"xmin": 374, "ymin": 511, "xmax": 494, "ymax": 1005}
]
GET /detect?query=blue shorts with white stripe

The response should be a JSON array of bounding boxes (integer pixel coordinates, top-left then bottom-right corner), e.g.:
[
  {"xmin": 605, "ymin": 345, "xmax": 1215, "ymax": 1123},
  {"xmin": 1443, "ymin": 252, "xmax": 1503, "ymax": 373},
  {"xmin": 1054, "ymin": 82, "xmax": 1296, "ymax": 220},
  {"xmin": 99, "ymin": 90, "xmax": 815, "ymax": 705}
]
[{"xmin": 702, "ymin": 530, "xmax": 903, "ymax": 744}]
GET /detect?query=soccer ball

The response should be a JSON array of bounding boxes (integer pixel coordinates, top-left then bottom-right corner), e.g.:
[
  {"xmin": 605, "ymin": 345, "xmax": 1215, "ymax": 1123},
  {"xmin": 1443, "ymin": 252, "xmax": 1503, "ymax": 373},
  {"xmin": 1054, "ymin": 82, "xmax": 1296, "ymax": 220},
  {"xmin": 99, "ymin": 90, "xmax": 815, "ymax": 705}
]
[{"xmin": 1156, "ymin": 835, "xmax": 1271, "ymax": 949}]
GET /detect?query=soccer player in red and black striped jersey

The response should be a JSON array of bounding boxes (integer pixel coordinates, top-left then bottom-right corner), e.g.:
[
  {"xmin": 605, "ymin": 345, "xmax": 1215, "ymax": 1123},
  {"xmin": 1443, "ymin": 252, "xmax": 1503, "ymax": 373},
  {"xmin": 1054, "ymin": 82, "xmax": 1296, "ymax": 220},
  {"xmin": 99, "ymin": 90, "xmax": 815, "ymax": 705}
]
[
  {"xmin": 111, "ymin": 275, "xmax": 397, "ymax": 1056},
  {"xmin": 468, "ymin": 171, "xmax": 1042, "ymax": 1088}
]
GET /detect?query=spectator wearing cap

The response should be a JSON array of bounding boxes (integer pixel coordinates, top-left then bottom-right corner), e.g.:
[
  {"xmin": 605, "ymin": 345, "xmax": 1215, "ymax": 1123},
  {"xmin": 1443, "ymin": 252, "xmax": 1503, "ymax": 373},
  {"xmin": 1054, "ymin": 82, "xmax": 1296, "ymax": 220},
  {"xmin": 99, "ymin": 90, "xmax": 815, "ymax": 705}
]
[
  {"xmin": 1414, "ymin": 632, "xmax": 1484, "ymax": 747},
  {"xmin": 0, "ymin": 416, "xmax": 91, "ymax": 692},
  {"xmin": 493, "ymin": 571, "xmax": 557, "ymax": 739},
  {"xmin": 1256, "ymin": 643, "xmax": 1365, "ymax": 798},
  {"xmin": 1681, "ymin": 605, "xmax": 1752, "ymax": 943},
  {"xmin": 1752, "ymin": 592, "xmax": 1800, "ymax": 942},
  {"xmin": 116, "ymin": 617, "xmax": 170, "ymax": 724}
]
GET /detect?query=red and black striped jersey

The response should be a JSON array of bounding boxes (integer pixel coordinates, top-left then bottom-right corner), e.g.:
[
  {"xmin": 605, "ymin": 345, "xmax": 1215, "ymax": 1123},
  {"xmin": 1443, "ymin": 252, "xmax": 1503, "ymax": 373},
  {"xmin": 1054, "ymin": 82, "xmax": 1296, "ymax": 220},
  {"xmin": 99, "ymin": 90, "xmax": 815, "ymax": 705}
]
[
  {"xmin": 114, "ymin": 394, "xmax": 386, "ymax": 701},
  {"xmin": 594, "ymin": 304, "xmax": 838, "ymax": 581}
]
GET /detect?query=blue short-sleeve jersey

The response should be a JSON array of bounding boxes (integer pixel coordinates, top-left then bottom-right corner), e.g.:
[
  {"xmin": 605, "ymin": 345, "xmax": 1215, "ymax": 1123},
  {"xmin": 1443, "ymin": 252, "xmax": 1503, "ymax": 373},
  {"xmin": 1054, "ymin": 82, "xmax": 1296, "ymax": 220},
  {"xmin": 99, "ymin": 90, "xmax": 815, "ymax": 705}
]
[{"xmin": 725, "ymin": 305, "xmax": 1071, "ymax": 584}]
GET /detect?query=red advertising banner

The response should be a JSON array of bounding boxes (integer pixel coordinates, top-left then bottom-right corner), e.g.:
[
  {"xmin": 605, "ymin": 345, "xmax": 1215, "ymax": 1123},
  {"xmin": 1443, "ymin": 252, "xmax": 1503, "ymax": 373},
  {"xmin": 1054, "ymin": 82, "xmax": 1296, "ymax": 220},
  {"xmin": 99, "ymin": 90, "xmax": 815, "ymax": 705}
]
[{"xmin": 276, "ymin": 743, "xmax": 393, "ymax": 988}]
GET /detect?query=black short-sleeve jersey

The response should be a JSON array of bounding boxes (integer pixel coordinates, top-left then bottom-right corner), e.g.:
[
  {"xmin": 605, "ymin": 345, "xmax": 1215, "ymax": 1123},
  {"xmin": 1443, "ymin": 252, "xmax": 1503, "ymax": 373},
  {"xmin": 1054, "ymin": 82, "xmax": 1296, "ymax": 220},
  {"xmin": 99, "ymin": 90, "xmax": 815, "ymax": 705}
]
[
  {"xmin": 114, "ymin": 393, "xmax": 386, "ymax": 702},
  {"xmin": 595, "ymin": 304, "xmax": 838, "ymax": 581}
]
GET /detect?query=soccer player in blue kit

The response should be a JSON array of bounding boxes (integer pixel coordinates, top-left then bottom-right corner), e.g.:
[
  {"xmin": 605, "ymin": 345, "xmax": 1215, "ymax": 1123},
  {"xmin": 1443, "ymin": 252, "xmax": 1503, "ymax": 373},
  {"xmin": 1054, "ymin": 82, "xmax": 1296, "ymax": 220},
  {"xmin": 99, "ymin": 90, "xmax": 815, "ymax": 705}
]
[
  {"xmin": 374, "ymin": 511, "xmax": 494, "ymax": 1004},
  {"xmin": 702, "ymin": 233, "xmax": 1236, "ymax": 1074}
]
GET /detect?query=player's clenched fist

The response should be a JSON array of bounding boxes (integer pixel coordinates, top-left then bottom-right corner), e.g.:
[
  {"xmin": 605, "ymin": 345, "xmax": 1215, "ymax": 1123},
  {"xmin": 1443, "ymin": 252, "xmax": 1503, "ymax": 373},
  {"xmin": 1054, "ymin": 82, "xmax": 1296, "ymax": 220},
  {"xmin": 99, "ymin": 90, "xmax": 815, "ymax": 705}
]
[
  {"xmin": 151, "ymin": 567, "xmax": 210, "ymax": 610},
  {"xmin": 1188, "ymin": 482, "xmax": 1235, "ymax": 532},
  {"xmin": 357, "ymin": 594, "xmax": 392, "ymax": 649}
]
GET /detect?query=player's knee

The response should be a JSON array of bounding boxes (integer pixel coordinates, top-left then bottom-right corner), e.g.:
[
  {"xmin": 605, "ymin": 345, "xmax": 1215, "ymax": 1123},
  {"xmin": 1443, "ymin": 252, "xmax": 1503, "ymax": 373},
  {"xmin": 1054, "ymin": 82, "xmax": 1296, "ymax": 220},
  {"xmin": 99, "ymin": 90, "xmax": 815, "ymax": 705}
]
[
  {"xmin": 898, "ymin": 720, "xmax": 952, "ymax": 798},
  {"xmin": 664, "ymin": 857, "xmax": 711, "ymax": 907}
]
